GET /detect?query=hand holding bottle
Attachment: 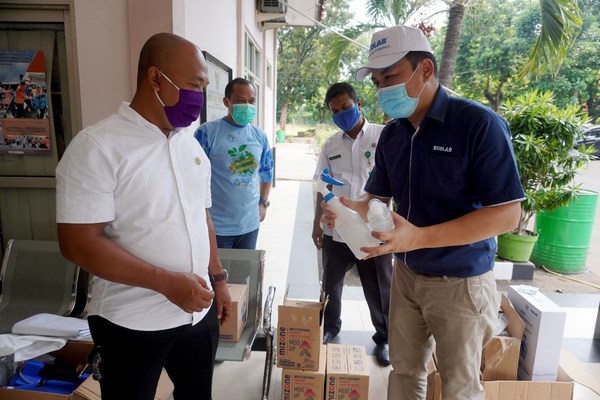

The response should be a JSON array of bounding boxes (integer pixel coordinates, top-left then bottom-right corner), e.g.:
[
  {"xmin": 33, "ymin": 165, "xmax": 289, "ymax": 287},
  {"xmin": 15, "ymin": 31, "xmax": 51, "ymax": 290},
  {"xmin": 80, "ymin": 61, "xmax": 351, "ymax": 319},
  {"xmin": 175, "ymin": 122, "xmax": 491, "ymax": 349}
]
[
  {"xmin": 317, "ymin": 169, "xmax": 379, "ymax": 259},
  {"xmin": 367, "ymin": 198, "xmax": 394, "ymax": 233}
]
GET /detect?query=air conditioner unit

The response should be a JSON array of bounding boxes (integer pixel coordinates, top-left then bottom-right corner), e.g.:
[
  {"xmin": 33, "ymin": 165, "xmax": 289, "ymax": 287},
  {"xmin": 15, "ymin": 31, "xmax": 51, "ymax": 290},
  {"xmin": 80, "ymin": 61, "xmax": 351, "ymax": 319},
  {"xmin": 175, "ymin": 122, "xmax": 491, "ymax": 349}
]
[{"xmin": 259, "ymin": 0, "xmax": 286, "ymax": 14}]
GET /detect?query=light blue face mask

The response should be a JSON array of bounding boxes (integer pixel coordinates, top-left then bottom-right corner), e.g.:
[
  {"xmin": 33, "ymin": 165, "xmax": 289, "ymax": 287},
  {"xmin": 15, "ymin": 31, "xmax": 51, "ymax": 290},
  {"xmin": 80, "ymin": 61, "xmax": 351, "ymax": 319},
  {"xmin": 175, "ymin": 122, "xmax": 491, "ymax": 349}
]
[
  {"xmin": 377, "ymin": 63, "xmax": 424, "ymax": 119},
  {"xmin": 231, "ymin": 103, "xmax": 256, "ymax": 126}
]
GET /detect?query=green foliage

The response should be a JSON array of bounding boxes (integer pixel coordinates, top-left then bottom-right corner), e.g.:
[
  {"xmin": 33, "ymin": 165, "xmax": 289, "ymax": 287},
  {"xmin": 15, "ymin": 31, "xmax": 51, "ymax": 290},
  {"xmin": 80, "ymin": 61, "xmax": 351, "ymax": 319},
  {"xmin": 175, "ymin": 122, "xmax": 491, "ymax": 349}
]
[
  {"xmin": 520, "ymin": 0, "xmax": 582, "ymax": 77},
  {"xmin": 502, "ymin": 90, "xmax": 593, "ymax": 235},
  {"xmin": 452, "ymin": 0, "xmax": 599, "ymax": 120}
]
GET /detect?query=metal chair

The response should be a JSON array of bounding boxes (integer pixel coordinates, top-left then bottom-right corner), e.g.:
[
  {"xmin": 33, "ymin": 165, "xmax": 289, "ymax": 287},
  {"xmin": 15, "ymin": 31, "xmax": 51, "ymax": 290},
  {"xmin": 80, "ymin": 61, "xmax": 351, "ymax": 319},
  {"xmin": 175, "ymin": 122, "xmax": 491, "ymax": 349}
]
[
  {"xmin": 0, "ymin": 239, "xmax": 79, "ymax": 334},
  {"xmin": 214, "ymin": 248, "xmax": 276, "ymax": 400}
]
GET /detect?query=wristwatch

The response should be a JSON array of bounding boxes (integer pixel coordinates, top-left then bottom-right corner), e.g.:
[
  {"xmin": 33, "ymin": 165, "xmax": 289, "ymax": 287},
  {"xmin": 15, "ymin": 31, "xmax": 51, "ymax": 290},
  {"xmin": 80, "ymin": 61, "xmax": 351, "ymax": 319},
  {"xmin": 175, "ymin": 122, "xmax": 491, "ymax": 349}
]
[
  {"xmin": 209, "ymin": 269, "xmax": 228, "ymax": 285},
  {"xmin": 259, "ymin": 198, "xmax": 270, "ymax": 208}
]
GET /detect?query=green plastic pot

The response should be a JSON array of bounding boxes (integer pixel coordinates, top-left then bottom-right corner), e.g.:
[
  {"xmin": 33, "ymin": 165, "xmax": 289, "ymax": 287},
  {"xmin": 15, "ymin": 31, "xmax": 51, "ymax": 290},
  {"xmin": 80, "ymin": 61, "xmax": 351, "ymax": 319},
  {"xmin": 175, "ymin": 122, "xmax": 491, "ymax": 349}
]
[{"xmin": 497, "ymin": 231, "xmax": 539, "ymax": 262}]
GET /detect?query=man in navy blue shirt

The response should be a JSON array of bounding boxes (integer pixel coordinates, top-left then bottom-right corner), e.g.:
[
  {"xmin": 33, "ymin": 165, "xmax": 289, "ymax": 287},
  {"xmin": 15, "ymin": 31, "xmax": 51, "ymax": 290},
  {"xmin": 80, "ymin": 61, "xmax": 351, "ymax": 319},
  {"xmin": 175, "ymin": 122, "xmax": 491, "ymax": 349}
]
[{"xmin": 322, "ymin": 26, "xmax": 524, "ymax": 400}]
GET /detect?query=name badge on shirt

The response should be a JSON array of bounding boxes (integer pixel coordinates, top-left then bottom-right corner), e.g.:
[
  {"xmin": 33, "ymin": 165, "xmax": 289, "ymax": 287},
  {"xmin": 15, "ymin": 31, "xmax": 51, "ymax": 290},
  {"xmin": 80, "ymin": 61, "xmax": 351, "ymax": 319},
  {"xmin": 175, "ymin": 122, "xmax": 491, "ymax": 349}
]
[{"xmin": 328, "ymin": 154, "xmax": 341, "ymax": 161}]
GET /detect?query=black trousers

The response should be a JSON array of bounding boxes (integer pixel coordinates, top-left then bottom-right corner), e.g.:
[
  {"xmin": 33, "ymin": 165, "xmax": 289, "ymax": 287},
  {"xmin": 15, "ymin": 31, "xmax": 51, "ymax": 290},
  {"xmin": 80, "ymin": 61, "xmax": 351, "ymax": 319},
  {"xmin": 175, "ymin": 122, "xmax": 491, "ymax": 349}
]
[
  {"xmin": 321, "ymin": 234, "xmax": 393, "ymax": 344},
  {"xmin": 88, "ymin": 303, "xmax": 219, "ymax": 400}
]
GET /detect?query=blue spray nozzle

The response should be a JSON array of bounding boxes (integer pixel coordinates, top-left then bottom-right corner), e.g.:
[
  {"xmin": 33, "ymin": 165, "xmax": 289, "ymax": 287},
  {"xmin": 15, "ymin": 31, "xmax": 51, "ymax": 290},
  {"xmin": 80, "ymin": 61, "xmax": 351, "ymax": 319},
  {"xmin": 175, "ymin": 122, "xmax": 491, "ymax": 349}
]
[{"xmin": 320, "ymin": 168, "xmax": 345, "ymax": 187}]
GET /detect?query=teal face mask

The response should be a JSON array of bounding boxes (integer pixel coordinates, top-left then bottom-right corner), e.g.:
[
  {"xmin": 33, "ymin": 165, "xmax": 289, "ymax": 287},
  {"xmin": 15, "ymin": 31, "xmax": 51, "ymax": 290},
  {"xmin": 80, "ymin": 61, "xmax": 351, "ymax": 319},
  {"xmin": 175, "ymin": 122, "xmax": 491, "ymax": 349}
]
[
  {"xmin": 231, "ymin": 104, "xmax": 257, "ymax": 126},
  {"xmin": 377, "ymin": 63, "xmax": 424, "ymax": 119}
]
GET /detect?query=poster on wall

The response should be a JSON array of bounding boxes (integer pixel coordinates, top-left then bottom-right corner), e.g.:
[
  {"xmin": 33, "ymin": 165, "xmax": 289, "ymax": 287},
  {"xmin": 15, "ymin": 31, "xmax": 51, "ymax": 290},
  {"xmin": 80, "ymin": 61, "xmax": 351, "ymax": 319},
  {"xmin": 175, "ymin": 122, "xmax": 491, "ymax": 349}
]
[
  {"xmin": 0, "ymin": 50, "xmax": 51, "ymax": 154},
  {"xmin": 202, "ymin": 52, "xmax": 232, "ymax": 124}
]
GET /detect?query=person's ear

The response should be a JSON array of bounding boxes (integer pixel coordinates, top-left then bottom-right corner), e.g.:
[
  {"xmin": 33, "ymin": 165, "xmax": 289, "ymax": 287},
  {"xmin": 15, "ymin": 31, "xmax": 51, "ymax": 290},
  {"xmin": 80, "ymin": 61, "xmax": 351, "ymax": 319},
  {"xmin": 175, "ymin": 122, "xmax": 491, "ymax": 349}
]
[
  {"xmin": 148, "ymin": 67, "xmax": 162, "ymax": 91},
  {"xmin": 421, "ymin": 59, "xmax": 435, "ymax": 82},
  {"xmin": 357, "ymin": 99, "xmax": 363, "ymax": 111},
  {"xmin": 223, "ymin": 97, "xmax": 231, "ymax": 109}
]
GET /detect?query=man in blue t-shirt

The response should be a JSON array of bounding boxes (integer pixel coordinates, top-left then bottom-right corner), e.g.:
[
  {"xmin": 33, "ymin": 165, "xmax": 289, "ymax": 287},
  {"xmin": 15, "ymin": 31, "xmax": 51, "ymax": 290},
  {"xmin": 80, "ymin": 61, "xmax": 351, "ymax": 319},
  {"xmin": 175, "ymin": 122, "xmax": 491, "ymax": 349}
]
[
  {"xmin": 195, "ymin": 78, "xmax": 274, "ymax": 249},
  {"xmin": 322, "ymin": 26, "xmax": 525, "ymax": 400}
]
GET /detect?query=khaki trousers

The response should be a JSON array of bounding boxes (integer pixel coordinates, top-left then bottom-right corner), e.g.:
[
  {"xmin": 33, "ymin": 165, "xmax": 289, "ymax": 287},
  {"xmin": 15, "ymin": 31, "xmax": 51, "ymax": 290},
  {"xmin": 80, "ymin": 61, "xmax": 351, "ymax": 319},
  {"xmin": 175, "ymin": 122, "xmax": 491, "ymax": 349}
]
[{"xmin": 387, "ymin": 259, "xmax": 499, "ymax": 400}]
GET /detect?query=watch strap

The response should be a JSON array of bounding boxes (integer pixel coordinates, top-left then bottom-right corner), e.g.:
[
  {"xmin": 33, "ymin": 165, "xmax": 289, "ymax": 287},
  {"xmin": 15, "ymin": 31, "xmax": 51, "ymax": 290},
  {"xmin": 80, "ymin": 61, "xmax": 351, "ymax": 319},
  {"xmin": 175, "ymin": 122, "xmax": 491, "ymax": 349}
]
[
  {"xmin": 259, "ymin": 198, "xmax": 270, "ymax": 208},
  {"xmin": 209, "ymin": 269, "xmax": 228, "ymax": 284}
]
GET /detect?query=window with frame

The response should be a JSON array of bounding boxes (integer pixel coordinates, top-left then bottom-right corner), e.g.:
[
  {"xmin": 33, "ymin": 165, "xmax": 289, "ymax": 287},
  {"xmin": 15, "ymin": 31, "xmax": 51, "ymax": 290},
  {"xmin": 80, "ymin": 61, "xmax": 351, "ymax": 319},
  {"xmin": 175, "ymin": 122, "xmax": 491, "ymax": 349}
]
[
  {"xmin": 244, "ymin": 32, "xmax": 260, "ymax": 85},
  {"xmin": 244, "ymin": 32, "xmax": 261, "ymax": 125}
]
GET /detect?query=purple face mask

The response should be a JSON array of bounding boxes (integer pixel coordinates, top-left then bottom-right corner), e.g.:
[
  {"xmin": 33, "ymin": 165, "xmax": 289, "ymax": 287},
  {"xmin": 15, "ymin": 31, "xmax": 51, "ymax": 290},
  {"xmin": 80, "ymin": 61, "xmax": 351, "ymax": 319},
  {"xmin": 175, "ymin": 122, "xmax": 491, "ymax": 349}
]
[{"xmin": 155, "ymin": 71, "xmax": 204, "ymax": 128}]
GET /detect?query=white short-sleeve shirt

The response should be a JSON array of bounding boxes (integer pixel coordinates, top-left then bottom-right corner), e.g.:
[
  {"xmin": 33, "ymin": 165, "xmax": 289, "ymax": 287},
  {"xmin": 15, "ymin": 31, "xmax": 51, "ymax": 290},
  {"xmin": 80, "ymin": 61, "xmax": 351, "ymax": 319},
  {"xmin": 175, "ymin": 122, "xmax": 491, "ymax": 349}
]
[
  {"xmin": 56, "ymin": 102, "xmax": 212, "ymax": 330},
  {"xmin": 314, "ymin": 119, "xmax": 384, "ymax": 241}
]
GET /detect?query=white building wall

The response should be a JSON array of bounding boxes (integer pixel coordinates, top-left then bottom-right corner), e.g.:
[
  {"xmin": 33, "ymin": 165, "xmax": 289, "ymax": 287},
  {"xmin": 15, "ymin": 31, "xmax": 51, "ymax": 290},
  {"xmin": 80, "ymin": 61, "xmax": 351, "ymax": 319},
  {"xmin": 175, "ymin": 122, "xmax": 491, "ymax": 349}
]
[
  {"xmin": 68, "ymin": 0, "xmax": 277, "ymax": 142},
  {"xmin": 71, "ymin": 0, "xmax": 132, "ymax": 128}
]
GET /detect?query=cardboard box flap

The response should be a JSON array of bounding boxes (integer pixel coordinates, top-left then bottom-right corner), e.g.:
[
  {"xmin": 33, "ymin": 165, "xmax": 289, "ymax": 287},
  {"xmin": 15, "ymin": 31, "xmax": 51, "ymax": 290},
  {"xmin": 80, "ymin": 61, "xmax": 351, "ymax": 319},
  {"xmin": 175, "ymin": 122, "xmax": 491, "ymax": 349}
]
[
  {"xmin": 346, "ymin": 345, "xmax": 369, "ymax": 377},
  {"xmin": 483, "ymin": 336, "xmax": 520, "ymax": 379},
  {"xmin": 501, "ymin": 294, "xmax": 525, "ymax": 340},
  {"xmin": 326, "ymin": 344, "xmax": 348, "ymax": 375},
  {"xmin": 73, "ymin": 369, "xmax": 173, "ymax": 400},
  {"xmin": 283, "ymin": 284, "xmax": 327, "ymax": 303},
  {"xmin": 559, "ymin": 349, "xmax": 600, "ymax": 396},
  {"xmin": 482, "ymin": 380, "xmax": 574, "ymax": 400},
  {"xmin": 282, "ymin": 299, "xmax": 325, "ymax": 309}
]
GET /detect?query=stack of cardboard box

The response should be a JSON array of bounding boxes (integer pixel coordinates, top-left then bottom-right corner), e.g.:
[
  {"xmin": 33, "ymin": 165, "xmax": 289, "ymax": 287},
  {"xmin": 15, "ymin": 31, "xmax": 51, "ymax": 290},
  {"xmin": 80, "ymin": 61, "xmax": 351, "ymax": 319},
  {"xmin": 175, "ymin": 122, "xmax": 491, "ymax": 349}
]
[
  {"xmin": 277, "ymin": 290, "xmax": 370, "ymax": 399},
  {"xmin": 427, "ymin": 287, "xmax": 580, "ymax": 400},
  {"xmin": 277, "ymin": 290, "xmax": 327, "ymax": 400}
]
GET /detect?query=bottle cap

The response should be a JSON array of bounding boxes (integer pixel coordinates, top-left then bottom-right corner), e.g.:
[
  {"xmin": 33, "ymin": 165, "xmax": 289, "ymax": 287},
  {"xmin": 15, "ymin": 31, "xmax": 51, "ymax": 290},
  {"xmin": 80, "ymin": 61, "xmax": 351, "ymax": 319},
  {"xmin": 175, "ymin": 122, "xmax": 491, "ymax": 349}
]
[{"xmin": 369, "ymin": 199, "xmax": 384, "ymax": 215}]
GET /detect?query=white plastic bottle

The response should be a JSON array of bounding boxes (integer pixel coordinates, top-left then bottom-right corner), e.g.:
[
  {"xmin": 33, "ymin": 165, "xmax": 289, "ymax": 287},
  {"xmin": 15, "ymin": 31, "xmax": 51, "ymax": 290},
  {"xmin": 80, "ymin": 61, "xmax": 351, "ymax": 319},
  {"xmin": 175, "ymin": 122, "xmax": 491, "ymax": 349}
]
[
  {"xmin": 318, "ymin": 168, "xmax": 380, "ymax": 259},
  {"xmin": 367, "ymin": 198, "xmax": 394, "ymax": 233}
]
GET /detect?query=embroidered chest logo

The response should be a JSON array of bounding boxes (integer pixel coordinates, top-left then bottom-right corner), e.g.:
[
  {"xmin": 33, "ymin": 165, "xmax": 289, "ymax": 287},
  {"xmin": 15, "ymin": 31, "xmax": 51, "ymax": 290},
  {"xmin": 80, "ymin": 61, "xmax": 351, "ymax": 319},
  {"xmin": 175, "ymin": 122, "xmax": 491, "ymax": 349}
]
[
  {"xmin": 328, "ymin": 154, "xmax": 341, "ymax": 161},
  {"xmin": 433, "ymin": 145, "xmax": 453, "ymax": 153},
  {"xmin": 228, "ymin": 144, "xmax": 257, "ymax": 177}
]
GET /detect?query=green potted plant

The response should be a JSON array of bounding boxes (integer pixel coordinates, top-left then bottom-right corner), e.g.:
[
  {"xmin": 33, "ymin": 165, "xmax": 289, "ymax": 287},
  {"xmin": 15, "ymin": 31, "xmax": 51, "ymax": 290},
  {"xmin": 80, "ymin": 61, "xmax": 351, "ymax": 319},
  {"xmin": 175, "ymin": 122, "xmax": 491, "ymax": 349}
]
[{"xmin": 497, "ymin": 90, "xmax": 592, "ymax": 262}]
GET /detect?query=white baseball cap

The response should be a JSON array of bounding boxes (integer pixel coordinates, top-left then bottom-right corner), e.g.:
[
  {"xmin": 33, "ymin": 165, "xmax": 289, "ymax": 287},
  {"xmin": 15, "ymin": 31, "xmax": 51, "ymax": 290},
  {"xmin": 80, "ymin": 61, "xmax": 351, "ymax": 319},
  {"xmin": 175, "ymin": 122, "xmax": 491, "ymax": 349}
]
[{"xmin": 355, "ymin": 25, "xmax": 432, "ymax": 81}]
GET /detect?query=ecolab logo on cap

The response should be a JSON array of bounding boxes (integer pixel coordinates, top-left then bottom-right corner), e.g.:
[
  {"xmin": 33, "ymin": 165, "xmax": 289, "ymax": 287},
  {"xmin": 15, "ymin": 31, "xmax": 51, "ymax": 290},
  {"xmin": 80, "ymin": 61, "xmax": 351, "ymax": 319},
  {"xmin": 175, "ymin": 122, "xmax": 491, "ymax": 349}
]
[{"xmin": 369, "ymin": 37, "xmax": 388, "ymax": 55}]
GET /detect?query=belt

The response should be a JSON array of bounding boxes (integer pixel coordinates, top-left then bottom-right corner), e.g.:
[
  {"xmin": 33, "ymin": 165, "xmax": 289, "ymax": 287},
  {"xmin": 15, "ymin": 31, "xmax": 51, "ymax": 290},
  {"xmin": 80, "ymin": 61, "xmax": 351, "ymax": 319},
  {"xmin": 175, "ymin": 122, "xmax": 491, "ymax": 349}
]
[{"xmin": 411, "ymin": 270, "xmax": 447, "ymax": 279}]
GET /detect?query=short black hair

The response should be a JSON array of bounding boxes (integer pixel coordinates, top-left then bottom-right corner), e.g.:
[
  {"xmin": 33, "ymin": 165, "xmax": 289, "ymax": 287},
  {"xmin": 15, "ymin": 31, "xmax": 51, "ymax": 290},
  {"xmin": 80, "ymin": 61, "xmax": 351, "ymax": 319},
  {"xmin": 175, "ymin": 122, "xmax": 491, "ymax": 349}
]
[
  {"xmin": 405, "ymin": 51, "xmax": 438, "ymax": 78},
  {"xmin": 324, "ymin": 82, "xmax": 358, "ymax": 108},
  {"xmin": 225, "ymin": 77, "xmax": 254, "ymax": 99}
]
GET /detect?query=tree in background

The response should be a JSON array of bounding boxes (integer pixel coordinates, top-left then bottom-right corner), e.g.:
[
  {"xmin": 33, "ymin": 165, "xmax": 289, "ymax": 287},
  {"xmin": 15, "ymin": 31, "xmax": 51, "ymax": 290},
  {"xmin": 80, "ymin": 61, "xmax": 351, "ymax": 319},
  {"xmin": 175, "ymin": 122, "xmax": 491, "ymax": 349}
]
[
  {"xmin": 438, "ymin": 0, "xmax": 582, "ymax": 88},
  {"xmin": 447, "ymin": 0, "xmax": 598, "ymax": 119},
  {"xmin": 276, "ymin": 0, "xmax": 353, "ymax": 131}
]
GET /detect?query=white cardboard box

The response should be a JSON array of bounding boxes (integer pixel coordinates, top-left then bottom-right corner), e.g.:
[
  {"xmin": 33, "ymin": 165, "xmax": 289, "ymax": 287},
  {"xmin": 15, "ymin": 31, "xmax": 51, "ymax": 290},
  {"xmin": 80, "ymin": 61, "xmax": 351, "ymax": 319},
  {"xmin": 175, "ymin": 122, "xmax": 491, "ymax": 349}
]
[{"xmin": 507, "ymin": 285, "xmax": 567, "ymax": 381}]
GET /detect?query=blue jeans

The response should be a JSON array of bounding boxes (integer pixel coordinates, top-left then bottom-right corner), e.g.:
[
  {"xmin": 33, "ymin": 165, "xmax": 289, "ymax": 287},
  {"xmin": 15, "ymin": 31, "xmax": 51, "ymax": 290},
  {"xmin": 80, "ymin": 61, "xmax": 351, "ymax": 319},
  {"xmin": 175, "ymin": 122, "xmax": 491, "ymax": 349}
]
[{"xmin": 216, "ymin": 228, "xmax": 259, "ymax": 249}]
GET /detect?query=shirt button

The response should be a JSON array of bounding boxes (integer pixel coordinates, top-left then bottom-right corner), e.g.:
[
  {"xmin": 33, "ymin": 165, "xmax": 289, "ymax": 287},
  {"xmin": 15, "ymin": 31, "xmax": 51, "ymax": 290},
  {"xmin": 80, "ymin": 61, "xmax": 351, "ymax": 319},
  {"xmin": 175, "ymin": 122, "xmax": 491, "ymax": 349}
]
[{"xmin": 195, "ymin": 157, "xmax": 202, "ymax": 165}]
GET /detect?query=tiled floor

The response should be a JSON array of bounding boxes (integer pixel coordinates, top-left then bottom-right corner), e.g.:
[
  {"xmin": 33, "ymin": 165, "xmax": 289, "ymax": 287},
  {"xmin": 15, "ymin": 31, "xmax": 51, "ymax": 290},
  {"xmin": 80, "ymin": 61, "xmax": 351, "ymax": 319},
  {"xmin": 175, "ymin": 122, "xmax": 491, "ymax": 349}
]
[{"xmin": 212, "ymin": 151, "xmax": 600, "ymax": 399}]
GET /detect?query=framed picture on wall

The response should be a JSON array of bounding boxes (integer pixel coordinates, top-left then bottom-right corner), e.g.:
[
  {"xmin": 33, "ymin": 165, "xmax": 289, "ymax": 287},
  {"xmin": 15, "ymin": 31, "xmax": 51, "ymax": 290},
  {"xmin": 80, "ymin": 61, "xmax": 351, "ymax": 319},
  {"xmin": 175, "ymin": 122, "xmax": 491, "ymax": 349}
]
[
  {"xmin": 202, "ymin": 52, "xmax": 232, "ymax": 124},
  {"xmin": 0, "ymin": 50, "xmax": 51, "ymax": 154}
]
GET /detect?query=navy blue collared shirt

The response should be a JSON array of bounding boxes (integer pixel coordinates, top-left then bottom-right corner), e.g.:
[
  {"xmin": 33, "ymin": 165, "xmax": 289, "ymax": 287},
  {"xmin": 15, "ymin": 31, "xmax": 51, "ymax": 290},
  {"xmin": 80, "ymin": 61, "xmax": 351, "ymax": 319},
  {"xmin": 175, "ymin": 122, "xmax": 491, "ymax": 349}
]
[{"xmin": 365, "ymin": 86, "xmax": 524, "ymax": 277}]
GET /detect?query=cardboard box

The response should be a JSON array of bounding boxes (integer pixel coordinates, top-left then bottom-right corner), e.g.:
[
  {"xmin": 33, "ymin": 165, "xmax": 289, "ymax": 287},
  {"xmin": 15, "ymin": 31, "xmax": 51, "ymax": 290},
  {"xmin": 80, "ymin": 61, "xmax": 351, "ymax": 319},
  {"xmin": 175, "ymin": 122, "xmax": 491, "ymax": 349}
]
[
  {"xmin": 426, "ymin": 356, "xmax": 442, "ymax": 400},
  {"xmin": 482, "ymin": 295, "xmax": 526, "ymax": 381},
  {"xmin": 426, "ymin": 348, "xmax": 600, "ymax": 400},
  {"xmin": 277, "ymin": 290, "xmax": 326, "ymax": 371},
  {"xmin": 482, "ymin": 380, "xmax": 573, "ymax": 400},
  {"xmin": 73, "ymin": 369, "xmax": 173, "ymax": 400},
  {"xmin": 508, "ymin": 285, "xmax": 567, "ymax": 381},
  {"xmin": 281, "ymin": 345, "xmax": 326, "ymax": 400},
  {"xmin": 219, "ymin": 283, "xmax": 248, "ymax": 342},
  {"xmin": 0, "ymin": 340, "xmax": 94, "ymax": 400},
  {"xmin": 482, "ymin": 350, "xmax": 589, "ymax": 400},
  {"xmin": 325, "ymin": 344, "xmax": 369, "ymax": 400},
  {"xmin": 0, "ymin": 340, "xmax": 173, "ymax": 400}
]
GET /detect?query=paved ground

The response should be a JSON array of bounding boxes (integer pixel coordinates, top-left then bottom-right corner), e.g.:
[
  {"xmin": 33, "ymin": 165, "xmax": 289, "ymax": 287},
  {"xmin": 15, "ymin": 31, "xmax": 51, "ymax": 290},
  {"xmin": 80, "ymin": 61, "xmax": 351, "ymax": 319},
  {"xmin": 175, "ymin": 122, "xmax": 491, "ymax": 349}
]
[{"xmin": 275, "ymin": 139, "xmax": 600, "ymax": 295}]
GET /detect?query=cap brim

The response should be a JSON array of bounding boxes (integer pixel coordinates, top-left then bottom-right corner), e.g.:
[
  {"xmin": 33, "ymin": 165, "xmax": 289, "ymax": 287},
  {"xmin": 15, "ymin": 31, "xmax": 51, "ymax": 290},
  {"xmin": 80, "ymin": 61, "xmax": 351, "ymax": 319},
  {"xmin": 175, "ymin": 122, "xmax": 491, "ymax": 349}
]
[{"xmin": 354, "ymin": 51, "xmax": 409, "ymax": 81}]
